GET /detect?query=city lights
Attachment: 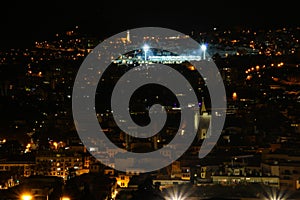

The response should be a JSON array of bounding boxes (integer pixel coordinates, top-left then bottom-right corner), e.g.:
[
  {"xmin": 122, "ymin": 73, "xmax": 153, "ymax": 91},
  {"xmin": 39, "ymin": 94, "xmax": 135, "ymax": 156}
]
[{"xmin": 0, "ymin": 17, "xmax": 300, "ymax": 200}]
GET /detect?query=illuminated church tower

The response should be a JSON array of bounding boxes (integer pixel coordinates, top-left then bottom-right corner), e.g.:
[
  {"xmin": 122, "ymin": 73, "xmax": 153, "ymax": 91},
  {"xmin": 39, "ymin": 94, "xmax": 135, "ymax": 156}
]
[
  {"xmin": 195, "ymin": 97, "xmax": 211, "ymax": 141},
  {"xmin": 200, "ymin": 97, "xmax": 207, "ymax": 115},
  {"xmin": 126, "ymin": 30, "xmax": 131, "ymax": 43}
]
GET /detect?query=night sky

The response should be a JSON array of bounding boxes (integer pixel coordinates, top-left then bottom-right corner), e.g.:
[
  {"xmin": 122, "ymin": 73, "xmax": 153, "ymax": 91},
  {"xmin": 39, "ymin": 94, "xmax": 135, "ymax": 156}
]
[{"xmin": 0, "ymin": 0, "xmax": 299, "ymax": 48}]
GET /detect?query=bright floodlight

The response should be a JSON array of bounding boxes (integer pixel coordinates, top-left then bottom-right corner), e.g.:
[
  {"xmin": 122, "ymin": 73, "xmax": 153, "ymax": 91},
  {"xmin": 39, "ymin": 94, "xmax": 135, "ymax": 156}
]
[
  {"xmin": 201, "ymin": 44, "xmax": 207, "ymax": 60},
  {"xmin": 164, "ymin": 187, "xmax": 189, "ymax": 200},
  {"xmin": 21, "ymin": 194, "xmax": 33, "ymax": 200},
  {"xmin": 143, "ymin": 44, "xmax": 150, "ymax": 52},
  {"xmin": 143, "ymin": 44, "xmax": 150, "ymax": 61}
]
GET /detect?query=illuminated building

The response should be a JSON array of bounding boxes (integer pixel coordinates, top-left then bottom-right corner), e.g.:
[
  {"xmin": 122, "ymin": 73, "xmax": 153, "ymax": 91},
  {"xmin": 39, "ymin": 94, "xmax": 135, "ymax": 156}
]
[
  {"xmin": 116, "ymin": 173, "xmax": 130, "ymax": 188},
  {"xmin": 0, "ymin": 161, "xmax": 35, "ymax": 177},
  {"xmin": 35, "ymin": 152, "xmax": 84, "ymax": 180}
]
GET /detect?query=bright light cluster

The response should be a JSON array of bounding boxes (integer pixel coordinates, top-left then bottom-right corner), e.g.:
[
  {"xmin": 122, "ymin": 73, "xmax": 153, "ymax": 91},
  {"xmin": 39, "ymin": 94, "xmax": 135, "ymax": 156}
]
[
  {"xmin": 164, "ymin": 186, "xmax": 191, "ymax": 200},
  {"xmin": 21, "ymin": 194, "xmax": 32, "ymax": 200}
]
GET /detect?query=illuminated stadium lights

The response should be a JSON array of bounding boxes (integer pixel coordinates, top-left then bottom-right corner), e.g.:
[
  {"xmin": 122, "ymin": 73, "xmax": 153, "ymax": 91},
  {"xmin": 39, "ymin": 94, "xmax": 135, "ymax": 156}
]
[
  {"xmin": 143, "ymin": 44, "xmax": 150, "ymax": 60},
  {"xmin": 149, "ymin": 55, "xmax": 202, "ymax": 62},
  {"xmin": 201, "ymin": 44, "xmax": 207, "ymax": 51},
  {"xmin": 201, "ymin": 44, "xmax": 207, "ymax": 60}
]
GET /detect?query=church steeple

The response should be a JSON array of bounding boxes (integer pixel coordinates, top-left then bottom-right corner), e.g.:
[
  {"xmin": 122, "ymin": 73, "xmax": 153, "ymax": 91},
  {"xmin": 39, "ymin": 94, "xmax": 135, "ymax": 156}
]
[
  {"xmin": 126, "ymin": 30, "xmax": 131, "ymax": 43},
  {"xmin": 201, "ymin": 97, "xmax": 207, "ymax": 115}
]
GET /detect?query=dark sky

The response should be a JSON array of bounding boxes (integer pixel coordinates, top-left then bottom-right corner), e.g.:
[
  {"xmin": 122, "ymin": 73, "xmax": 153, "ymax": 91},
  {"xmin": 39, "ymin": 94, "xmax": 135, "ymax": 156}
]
[{"xmin": 0, "ymin": 0, "xmax": 299, "ymax": 48}]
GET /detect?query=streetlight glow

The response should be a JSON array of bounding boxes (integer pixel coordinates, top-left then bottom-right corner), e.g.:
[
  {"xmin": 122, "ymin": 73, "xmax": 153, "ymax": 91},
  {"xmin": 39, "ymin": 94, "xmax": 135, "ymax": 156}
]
[
  {"xmin": 21, "ymin": 194, "xmax": 33, "ymax": 200},
  {"xmin": 261, "ymin": 187, "xmax": 290, "ymax": 200},
  {"xmin": 61, "ymin": 197, "xmax": 71, "ymax": 200},
  {"xmin": 164, "ymin": 186, "xmax": 190, "ymax": 200}
]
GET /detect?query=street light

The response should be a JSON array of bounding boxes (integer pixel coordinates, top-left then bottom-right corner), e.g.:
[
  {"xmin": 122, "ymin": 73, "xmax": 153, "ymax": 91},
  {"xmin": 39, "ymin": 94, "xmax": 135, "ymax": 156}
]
[
  {"xmin": 201, "ymin": 44, "xmax": 207, "ymax": 60},
  {"xmin": 164, "ymin": 187, "xmax": 189, "ymax": 200},
  {"xmin": 143, "ymin": 44, "xmax": 150, "ymax": 61},
  {"xmin": 21, "ymin": 194, "xmax": 33, "ymax": 200},
  {"xmin": 61, "ymin": 197, "xmax": 71, "ymax": 200}
]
